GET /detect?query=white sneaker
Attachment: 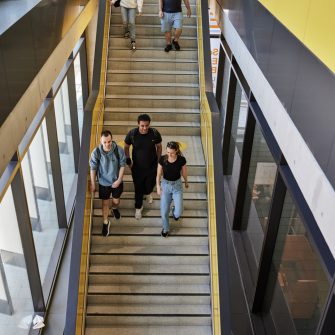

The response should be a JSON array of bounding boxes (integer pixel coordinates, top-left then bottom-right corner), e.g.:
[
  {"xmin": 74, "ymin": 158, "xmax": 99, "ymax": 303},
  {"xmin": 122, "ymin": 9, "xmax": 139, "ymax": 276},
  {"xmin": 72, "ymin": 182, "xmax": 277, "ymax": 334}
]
[
  {"xmin": 147, "ymin": 193, "xmax": 153, "ymax": 204},
  {"xmin": 135, "ymin": 206, "xmax": 143, "ymax": 220}
]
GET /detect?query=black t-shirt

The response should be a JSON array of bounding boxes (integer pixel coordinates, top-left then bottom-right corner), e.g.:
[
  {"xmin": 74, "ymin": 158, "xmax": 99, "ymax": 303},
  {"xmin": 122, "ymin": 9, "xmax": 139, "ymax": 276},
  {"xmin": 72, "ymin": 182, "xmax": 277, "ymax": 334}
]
[
  {"xmin": 162, "ymin": 0, "xmax": 182, "ymax": 13},
  {"xmin": 159, "ymin": 155, "xmax": 186, "ymax": 181},
  {"xmin": 125, "ymin": 128, "xmax": 162, "ymax": 169}
]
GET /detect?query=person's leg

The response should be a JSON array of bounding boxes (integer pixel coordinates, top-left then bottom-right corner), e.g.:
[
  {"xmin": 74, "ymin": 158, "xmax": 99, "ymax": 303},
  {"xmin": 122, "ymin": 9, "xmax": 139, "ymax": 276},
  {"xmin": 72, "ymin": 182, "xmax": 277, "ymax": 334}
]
[
  {"xmin": 99, "ymin": 184, "xmax": 112, "ymax": 236},
  {"xmin": 160, "ymin": 181, "xmax": 172, "ymax": 233},
  {"xmin": 165, "ymin": 31, "xmax": 171, "ymax": 45},
  {"xmin": 171, "ymin": 180, "xmax": 183, "ymax": 220},
  {"xmin": 128, "ymin": 8, "xmax": 136, "ymax": 41},
  {"xmin": 102, "ymin": 199, "xmax": 110, "ymax": 222},
  {"xmin": 143, "ymin": 167, "xmax": 157, "ymax": 195},
  {"xmin": 173, "ymin": 28, "xmax": 182, "ymax": 41},
  {"xmin": 121, "ymin": 6, "xmax": 129, "ymax": 37},
  {"xmin": 111, "ymin": 182, "xmax": 123, "ymax": 219},
  {"xmin": 161, "ymin": 13, "xmax": 172, "ymax": 52},
  {"xmin": 132, "ymin": 168, "xmax": 145, "ymax": 209},
  {"xmin": 172, "ymin": 12, "xmax": 183, "ymax": 50}
]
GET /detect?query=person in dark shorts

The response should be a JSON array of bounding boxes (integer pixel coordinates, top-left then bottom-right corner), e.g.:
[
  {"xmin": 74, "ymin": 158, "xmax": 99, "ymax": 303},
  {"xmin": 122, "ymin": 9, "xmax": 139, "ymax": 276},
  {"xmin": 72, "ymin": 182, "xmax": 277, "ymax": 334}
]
[
  {"xmin": 156, "ymin": 141, "xmax": 188, "ymax": 237},
  {"xmin": 159, "ymin": 0, "xmax": 191, "ymax": 52},
  {"xmin": 124, "ymin": 114, "xmax": 162, "ymax": 220},
  {"xmin": 90, "ymin": 130, "xmax": 126, "ymax": 236}
]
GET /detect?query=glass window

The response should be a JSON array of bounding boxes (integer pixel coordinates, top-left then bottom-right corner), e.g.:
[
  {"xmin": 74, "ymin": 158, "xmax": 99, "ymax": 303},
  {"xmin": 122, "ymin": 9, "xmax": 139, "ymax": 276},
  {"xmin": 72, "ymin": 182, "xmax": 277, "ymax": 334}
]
[
  {"xmin": 0, "ymin": 186, "xmax": 34, "ymax": 334},
  {"xmin": 54, "ymin": 78, "xmax": 76, "ymax": 210},
  {"xmin": 74, "ymin": 55, "xmax": 83, "ymax": 142},
  {"xmin": 241, "ymin": 125, "xmax": 277, "ymax": 270},
  {"xmin": 21, "ymin": 120, "xmax": 59, "ymax": 291},
  {"xmin": 268, "ymin": 191, "xmax": 330, "ymax": 335},
  {"xmin": 225, "ymin": 82, "xmax": 248, "ymax": 204}
]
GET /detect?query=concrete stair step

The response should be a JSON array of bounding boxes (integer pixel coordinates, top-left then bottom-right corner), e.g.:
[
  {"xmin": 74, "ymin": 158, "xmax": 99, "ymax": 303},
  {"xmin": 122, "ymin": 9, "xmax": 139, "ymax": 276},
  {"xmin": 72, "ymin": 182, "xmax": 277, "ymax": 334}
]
[
  {"xmin": 104, "ymin": 120, "xmax": 200, "ymax": 136},
  {"xmin": 105, "ymin": 84, "xmax": 199, "ymax": 96},
  {"xmin": 94, "ymin": 191, "xmax": 207, "ymax": 200},
  {"xmin": 87, "ymin": 294, "xmax": 210, "ymax": 305},
  {"xmin": 91, "ymin": 216, "xmax": 208, "ymax": 228},
  {"xmin": 91, "ymin": 234, "xmax": 209, "ymax": 246},
  {"xmin": 112, "ymin": 4, "xmax": 197, "ymax": 15},
  {"xmin": 108, "ymin": 48, "xmax": 198, "ymax": 60},
  {"xmin": 93, "ymin": 208, "xmax": 208, "ymax": 218},
  {"xmin": 89, "ymin": 274, "xmax": 210, "ymax": 285},
  {"xmin": 90, "ymin": 244, "xmax": 209, "ymax": 255},
  {"xmin": 110, "ymin": 24, "xmax": 197, "ymax": 37},
  {"xmin": 93, "ymin": 198, "xmax": 207, "ymax": 210},
  {"xmin": 85, "ymin": 325, "xmax": 212, "ymax": 335},
  {"xmin": 104, "ymin": 110, "xmax": 200, "ymax": 122},
  {"xmin": 86, "ymin": 303, "xmax": 210, "ymax": 315},
  {"xmin": 91, "ymin": 226, "xmax": 208, "ymax": 236},
  {"xmin": 110, "ymin": 13, "xmax": 197, "ymax": 25},
  {"xmin": 130, "ymin": 0, "xmax": 197, "ymax": 4},
  {"xmin": 89, "ymin": 264, "xmax": 209, "ymax": 274},
  {"xmin": 89, "ymin": 254, "xmax": 209, "ymax": 265},
  {"xmin": 85, "ymin": 315, "xmax": 211, "ymax": 326},
  {"xmin": 107, "ymin": 71, "xmax": 198, "ymax": 84},
  {"xmin": 109, "ymin": 36, "xmax": 197, "ymax": 48}
]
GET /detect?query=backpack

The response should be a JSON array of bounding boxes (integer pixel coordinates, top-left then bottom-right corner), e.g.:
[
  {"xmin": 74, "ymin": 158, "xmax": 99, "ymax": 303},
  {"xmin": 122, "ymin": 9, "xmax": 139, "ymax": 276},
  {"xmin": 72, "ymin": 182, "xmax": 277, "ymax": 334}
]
[{"xmin": 95, "ymin": 141, "xmax": 120, "ymax": 168}]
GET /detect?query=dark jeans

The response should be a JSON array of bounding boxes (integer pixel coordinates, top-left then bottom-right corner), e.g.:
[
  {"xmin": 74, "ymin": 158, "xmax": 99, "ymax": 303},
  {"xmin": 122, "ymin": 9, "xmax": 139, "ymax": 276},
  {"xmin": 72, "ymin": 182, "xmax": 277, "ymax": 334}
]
[{"xmin": 132, "ymin": 166, "xmax": 157, "ymax": 209}]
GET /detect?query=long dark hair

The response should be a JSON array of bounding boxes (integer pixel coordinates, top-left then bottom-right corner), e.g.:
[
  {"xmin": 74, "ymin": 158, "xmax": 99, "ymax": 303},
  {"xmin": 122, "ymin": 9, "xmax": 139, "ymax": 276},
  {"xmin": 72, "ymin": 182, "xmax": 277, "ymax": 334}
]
[{"xmin": 164, "ymin": 141, "xmax": 182, "ymax": 163}]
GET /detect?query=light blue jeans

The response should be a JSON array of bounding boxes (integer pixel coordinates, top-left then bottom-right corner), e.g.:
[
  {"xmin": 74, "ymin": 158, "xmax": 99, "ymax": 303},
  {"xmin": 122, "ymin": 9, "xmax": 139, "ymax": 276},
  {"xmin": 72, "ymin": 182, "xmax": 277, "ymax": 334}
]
[
  {"xmin": 160, "ymin": 178, "xmax": 183, "ymax": 232},
  {"xmin": 121, "ymin": 7, "xmax": 136, "ymax": 41}
]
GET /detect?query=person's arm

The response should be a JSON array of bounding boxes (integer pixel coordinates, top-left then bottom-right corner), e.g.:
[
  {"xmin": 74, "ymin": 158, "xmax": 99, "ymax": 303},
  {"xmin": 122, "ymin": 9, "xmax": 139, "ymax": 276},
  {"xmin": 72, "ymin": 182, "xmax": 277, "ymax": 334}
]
[
  {"xmin": 156, "ymin": 163, "xmax": 163, "ymax": 195},
  {"xmin": 156, "ymin": 142, "xmax": 162, "ymax": 161},
  {"xmin": 112, "ymin": 166, "xmax": 125, "ymax": 188},
  {"xmin": 90, "ymin": 170, "xmax": 97, "ymax": 193},
  {"xmin": 124, "ymin": 143, "xmax": 132, "ymax": 168},
  {"xmin": 181, "ymin": 164, "xmax": 189, "ymax": 188},
  {"xmin": 183, "ymin": 0, "xmax": 191, "ymax": 17},
  {"xmin": 159, "ymin": 0, "xmax": 164, "ymax": 17},
  {"xmin": 137, "ymin": 0, "xmax": 143, "ymax": 15}
]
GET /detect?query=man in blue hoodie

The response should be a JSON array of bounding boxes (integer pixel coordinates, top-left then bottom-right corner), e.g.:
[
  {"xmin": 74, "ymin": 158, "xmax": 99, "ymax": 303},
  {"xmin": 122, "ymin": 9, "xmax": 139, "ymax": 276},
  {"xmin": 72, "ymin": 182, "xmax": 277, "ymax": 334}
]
[{"xmin": 90, "ymin": 130, "xmax": 126, "ymax": 236}]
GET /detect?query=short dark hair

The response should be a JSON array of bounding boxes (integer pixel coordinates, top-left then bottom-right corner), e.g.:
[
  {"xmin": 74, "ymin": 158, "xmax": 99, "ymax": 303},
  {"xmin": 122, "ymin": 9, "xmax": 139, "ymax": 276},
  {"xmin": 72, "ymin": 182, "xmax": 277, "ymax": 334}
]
[
  {"xmin": 101, "ymin": 130, "xmax": 112, "ymax": 138},
  {"xmin": 137, "ymin": 114, "xmax": 151, "ymax": 123}
]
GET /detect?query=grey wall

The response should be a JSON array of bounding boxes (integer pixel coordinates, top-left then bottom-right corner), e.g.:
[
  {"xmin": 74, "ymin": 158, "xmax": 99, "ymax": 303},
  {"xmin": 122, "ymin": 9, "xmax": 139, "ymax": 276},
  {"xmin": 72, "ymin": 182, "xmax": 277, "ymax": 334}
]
[
  {"xmin": 217, "ymin": 0, "xmax": 335, "ymax": 188},
  {"xmin": 0, "ymin": 0, "xmax": 81, "ymax": 126}
]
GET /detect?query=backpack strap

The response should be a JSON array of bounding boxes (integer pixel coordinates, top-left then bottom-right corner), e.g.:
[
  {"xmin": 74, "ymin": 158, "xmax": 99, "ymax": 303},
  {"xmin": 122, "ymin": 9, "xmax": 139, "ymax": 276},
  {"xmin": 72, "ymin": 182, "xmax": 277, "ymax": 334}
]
[{"xmin": 95, "ymin": 144, "xmax": 120, "ymax": 168}]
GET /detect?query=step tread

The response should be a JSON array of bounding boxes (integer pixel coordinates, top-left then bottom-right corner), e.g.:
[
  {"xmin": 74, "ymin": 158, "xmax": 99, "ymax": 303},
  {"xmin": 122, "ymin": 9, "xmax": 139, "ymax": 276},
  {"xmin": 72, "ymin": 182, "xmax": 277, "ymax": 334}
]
[
  {"xmin": 105, "ymin": 94, "xmax": 199, "ymax": 100},
  {"xmin": 86, "ymin": 304, "xmax": 211, "ymax": 315},
  {"xmin": 109, "ymin": 57, "xmax": 198, "ymax": 63},
  {"xmin": 107, "ymin": 82, "xmax": 199, "ymax": 88},
  {"xmin": 89, "ymin": 264, "xmax": 209, "ymax": 274},
  {"xmin": 94, "ymin": 191, "xmax": 207, "ymax": 200},
  {"xmin": 90, "ymin": 244, "xmax": 209, "ymax": 255},
  {"xmin": 104, "ymin": 120, "xmax": 201, "ymax": 126},
  {"xmin": 108, "ymin": 69, "xmax": 198, "ymax": 74},
  {"xmin": 104, "ymin": 107, "xmax": 200, "ymax": 113}
]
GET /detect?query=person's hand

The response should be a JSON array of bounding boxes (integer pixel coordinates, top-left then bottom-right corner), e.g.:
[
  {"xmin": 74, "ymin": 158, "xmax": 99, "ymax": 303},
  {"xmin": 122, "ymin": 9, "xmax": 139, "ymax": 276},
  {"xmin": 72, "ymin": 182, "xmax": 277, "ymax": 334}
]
[
  {"xmin": 159, "ymin": 10, "xmax": 164, "ymax": 18},
  {"xmin": 138, "ymin": 10, "xmax": 142, "ymax": 16},
  {"xmin": 112, "ymin": 179, "xmax": 121, "ymax": 188},
  {"xmin": 184, "ymin": 181, "xmax": 189, "ymax": 188},
  {"xmin": 156, "ymin": 185, "xmax": 161, "ymax": 196},
  {"xmin": 90, "ymin": 182, "xmax": 96, "ymax": 193},
  {"xmin": 186, "ymin": 8, "xmax": 191, "ymax": 17}
]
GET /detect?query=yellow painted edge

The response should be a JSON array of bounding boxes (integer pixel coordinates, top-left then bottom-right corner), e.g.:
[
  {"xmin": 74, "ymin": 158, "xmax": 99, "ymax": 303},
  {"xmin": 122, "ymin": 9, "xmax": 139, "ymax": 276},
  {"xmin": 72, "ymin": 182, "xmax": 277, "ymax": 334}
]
[
  {"xmin": 197, "ymin": 1, "xmax": 221, "ymax": 334},
  {"xmin": 75, "ymin": 1, "xmax": 111, "ymax": 334}
]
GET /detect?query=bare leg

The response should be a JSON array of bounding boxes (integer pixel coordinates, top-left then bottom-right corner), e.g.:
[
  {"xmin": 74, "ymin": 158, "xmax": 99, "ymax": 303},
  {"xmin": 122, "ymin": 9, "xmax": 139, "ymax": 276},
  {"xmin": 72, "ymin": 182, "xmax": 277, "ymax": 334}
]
[
  {"xmin": 165, "ymin": 31, "xmax": 171, "ymax": 44},
  {"xmin": 112, "ymin": 198, "xmax": 120, "ymax": 208},
  {"xmin": 102, "ymin": 199, "xmax": 110, "ymax": 223},
  {"xmin": 173, "ymin": 28, "xmax": 182, "ymax": 41}
]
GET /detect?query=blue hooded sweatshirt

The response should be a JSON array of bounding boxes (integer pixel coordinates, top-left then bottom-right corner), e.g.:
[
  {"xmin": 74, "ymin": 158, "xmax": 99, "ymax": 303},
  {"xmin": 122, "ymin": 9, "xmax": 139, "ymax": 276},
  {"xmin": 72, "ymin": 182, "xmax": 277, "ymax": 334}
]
[{"xmin": 89, "ymin": 142, "xmax": 126, "ymax": 186}]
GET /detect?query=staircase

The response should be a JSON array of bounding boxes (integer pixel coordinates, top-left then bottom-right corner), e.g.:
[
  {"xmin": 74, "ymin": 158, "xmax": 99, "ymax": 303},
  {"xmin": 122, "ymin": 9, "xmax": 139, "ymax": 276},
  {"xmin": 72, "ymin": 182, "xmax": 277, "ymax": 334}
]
[{"xmin": 85, "ymin": 1, "xmax": 212, "ymax": 334}]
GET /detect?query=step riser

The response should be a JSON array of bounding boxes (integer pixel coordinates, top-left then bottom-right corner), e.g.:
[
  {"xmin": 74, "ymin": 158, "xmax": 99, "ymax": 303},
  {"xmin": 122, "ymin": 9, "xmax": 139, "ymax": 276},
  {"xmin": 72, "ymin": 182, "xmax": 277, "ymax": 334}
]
[
  {"xmin": 87, "ymin": 295, "xmax": 210, "ymax": 305},
  {"xmin": 89, "ymin": 255, "xmax": 209, "ymax": 265},
  {"xmin": 105, "ymin": 100, "xmax": 200, "ymax": 110},
  {"xmin": 111, "ymin": 15, "xmax": 197, "ymax": 25},
  {"xmin": 89, "ymin": 274, "xmax": 210, "ymax": 285},
  {"xmin": 91, "ymin": 236, "xmax": 209, "ymax": 246},
  {"xmin": 108, "ymin": 49, "xmax": 198, "ymax": 60},
  {"xmin": 85, "ymin": 316, "xmax": 211, "ymax": 326},
  {"xmin": 112, "ymin": 6, "xmax": 197, "ymax": 15},
  {"xmin": 91, "ymin": 217, "xmax": 208, "ymax": 227},
  {"xmin": 106, "ymin": 73, "xmax": 198, "ymax": 84},
  {"xmin": 108, "ymin": 60, "xmax": 198, "ymax": 71},
  {"xmin": 93, "ymin": 199, "xmax": 207, "ymax": 209},
  {"xmin": 110, "ymin": 25, "xmax": 197, "ymax": 37},
  {"xmin": 105, "ymin": 112, "xmax": 200, "ymax": 122},
  {"xmin": 106, "ymin": 86, "xmax": 199, "ymax": 96},
  {"xmin": 109, "ymin": 38, "xmax": 197, "ymax": 48}
]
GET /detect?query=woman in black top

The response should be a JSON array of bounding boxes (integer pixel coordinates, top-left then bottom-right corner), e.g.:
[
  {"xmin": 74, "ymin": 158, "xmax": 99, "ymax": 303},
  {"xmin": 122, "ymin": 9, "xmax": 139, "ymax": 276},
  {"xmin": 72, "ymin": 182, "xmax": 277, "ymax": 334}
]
[{"xmin": 156, "ymin": 141, "xmax": 188, "ymax": 237}]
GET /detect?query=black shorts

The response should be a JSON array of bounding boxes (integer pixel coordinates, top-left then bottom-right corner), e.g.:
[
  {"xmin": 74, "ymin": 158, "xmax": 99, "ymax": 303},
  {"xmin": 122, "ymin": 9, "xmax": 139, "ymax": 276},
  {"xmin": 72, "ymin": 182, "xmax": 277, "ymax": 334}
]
[{"xmin": 98, "ymin": 183, "xmax": 123, "ymax": 200}]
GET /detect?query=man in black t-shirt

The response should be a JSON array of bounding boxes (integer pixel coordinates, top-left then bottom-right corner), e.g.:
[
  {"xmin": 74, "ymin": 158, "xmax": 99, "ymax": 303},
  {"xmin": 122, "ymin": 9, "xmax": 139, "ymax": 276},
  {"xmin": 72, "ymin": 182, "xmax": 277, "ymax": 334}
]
[
  {"xmin": 124, "ymin": 114, "xmax": 162, "ymax": 219},
  {"xmin": 159, "ymin": 0, "xmax": 191, "ymax": 52}
]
